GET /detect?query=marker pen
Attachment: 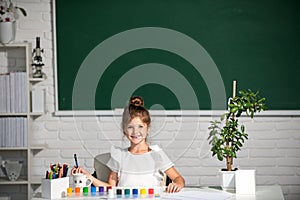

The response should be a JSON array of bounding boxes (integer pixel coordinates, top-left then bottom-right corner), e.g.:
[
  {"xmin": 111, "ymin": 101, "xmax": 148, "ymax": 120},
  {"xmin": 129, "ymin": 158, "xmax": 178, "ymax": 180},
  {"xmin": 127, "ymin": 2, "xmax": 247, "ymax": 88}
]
[{"xmin": 74, "ymin": 154, "xmax": 78, "ymax": 168}]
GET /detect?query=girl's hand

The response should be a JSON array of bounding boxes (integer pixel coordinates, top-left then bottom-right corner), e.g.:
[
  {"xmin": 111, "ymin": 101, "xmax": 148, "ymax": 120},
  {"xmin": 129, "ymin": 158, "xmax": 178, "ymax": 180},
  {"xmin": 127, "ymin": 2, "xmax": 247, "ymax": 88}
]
[
  {"xmin": 71, "ymin": 166, "xmax": 90, "ymax": 176},
  {"xmin": 166, "ymin": 182, "xmax": 183, "ymax": 193}
]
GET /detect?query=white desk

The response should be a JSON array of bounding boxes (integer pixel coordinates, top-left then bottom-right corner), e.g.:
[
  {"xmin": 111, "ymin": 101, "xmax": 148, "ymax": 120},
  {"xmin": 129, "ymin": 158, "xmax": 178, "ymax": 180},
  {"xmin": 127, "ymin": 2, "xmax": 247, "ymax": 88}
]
[
  {"xmin": 32, "ymin": 185, "xmax": 284, "ymax": 200},
  {"xmin": 227, "ymin": 185, "xmax": 284, "ymax": 200},
  {"xmin": 165, "ymin": 185, "xmax": 284, "ymax": 200}
]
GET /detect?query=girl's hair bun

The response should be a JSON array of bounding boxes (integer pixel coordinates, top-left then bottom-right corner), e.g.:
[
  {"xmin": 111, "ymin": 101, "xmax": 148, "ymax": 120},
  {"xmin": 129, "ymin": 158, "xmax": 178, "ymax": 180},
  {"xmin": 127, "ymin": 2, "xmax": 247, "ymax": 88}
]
[{"xmin": 129, "ymin": 96, "xmax": 144, "ymax": 107}]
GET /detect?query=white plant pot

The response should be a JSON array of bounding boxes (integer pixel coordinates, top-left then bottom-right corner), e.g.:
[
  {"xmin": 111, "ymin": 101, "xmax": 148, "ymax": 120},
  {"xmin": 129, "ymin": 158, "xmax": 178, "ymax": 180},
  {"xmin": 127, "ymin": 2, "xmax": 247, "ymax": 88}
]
[
  {"xmin": 235, "ymin": 169, "xmax": 256, "ymax": 195},
  {"xmin": 219, "ymin": 169, "xmax": 236, "ymax": 191},
  {"xmin": 0, "ymin": 21, "xmax": 16, "ymax": 44}
]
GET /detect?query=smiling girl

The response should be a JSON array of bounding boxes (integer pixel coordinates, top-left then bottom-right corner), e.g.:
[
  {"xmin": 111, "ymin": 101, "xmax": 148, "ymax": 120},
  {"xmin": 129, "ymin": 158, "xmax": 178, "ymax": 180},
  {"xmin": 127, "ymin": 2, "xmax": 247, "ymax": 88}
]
[{"xmin": 72, "ymin": 96, "xmax": 185, "ymax": 193}]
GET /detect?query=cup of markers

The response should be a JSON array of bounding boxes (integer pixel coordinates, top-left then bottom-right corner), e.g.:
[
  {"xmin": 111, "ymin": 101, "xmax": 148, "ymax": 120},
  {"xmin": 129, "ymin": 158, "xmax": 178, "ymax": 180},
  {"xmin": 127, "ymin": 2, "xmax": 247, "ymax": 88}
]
[
  {"xmin": 45, "ymin": 163, "xmax": 69, "ymax": 179},
  {"xmin": 42, "ymin": 163, "xmax": 70, "ymax": 199}
]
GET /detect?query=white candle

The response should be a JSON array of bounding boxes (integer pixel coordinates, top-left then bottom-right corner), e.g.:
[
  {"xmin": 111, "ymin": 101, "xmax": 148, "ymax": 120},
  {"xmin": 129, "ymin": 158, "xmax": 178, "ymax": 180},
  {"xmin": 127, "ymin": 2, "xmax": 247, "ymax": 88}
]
[{"xmin": 233, "ymin": 80, "xmax": 236, "ymax": 98}]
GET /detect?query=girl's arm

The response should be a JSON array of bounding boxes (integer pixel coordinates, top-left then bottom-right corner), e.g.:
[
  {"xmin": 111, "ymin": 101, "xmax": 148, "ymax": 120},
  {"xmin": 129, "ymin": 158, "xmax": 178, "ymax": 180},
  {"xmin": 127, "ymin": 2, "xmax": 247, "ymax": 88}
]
[
  {"xmin": 107, "ymin": 171, "xmax": 118, "ymax": 186},
  {"xmin": 165, "ymin": 166, "xmax": 185, "ymax": 193},
  {"xmin": 90, "ymin": 175, "xmax": 111, "ymax": 187}
]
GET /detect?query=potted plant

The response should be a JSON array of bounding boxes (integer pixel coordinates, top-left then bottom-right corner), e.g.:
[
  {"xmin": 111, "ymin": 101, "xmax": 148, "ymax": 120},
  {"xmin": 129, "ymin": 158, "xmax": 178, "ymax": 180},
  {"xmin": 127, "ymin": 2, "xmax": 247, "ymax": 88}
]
[
  {"xmin": 208, "ymin": 81, "xmax": 267, "ymax": 190},
  {"xmin": 0, "ymin": 0, "xmax": 27, "ymax": 44}
]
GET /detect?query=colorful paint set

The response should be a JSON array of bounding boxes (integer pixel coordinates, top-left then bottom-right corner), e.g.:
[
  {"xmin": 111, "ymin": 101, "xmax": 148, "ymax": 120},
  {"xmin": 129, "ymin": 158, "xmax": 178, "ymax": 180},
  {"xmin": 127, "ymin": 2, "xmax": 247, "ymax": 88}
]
[{"xmin": 66, "ymin": 186, "xmax": 164, "ymax": 199}]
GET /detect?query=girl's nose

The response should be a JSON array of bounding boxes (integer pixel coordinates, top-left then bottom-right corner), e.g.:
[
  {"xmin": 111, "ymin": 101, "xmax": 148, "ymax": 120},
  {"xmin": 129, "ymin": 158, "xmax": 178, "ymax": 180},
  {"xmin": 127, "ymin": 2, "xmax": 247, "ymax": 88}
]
[{"xmin": 133, "ymin": 127, "xmax": 139, "ymax": 134}]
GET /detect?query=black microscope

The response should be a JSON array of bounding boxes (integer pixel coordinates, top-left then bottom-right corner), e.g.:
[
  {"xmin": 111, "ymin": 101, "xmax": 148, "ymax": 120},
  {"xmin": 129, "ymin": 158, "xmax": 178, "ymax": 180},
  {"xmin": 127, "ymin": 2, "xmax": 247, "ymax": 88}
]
[{"xmin": 32, "ymin": 37, "xmax": 45, "ymax": 78}]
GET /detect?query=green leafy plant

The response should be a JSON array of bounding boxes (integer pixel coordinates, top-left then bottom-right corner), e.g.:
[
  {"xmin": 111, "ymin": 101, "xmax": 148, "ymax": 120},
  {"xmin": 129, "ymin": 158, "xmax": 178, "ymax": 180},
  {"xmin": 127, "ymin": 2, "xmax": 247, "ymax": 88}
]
[{"xmin": 208, "ymin": 89, "xmax": 267, "ymax": 171}]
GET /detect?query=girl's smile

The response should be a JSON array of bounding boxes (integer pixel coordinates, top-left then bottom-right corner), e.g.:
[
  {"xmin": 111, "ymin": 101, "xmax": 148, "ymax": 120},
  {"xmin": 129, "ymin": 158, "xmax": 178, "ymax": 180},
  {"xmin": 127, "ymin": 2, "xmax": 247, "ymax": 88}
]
[{"xmin": 130, "ymin": 134, "xmax": 142, "ymax": 139}]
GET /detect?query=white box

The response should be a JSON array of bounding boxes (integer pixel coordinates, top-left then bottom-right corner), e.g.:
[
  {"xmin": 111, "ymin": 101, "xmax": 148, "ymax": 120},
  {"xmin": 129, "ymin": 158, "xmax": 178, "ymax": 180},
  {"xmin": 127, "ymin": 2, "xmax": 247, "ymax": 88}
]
[
  {"xmin": 42, "ymin": 177, "xmax": 69, "ymax": 199},
  {"xmin": 31, "ymin": 88, "xmax": 45, "ymax": 113},
  {"xmin": 235, "ymin": 170, "xmax": 256, "ymax": 195}
]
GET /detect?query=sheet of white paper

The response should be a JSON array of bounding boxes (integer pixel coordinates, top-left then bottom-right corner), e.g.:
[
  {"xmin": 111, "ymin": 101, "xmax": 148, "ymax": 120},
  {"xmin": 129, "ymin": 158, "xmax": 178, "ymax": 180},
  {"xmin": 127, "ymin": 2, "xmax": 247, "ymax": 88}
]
[{"xmin": 163, "ymin": 190, "xmax": 234, "ymax": 200}]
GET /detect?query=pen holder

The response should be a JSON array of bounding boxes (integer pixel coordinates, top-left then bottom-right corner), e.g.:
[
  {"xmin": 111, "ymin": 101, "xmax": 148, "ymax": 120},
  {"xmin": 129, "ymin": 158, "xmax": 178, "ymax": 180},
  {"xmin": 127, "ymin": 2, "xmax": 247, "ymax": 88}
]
[{"xmin": 42, "ymin": 177, "xmax": 69, "ymax": 199}]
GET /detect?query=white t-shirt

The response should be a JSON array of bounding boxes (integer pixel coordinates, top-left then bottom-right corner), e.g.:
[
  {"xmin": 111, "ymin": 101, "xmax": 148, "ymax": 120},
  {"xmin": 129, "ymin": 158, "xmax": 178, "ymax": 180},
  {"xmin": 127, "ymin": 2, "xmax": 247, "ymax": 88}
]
[{"xmin": 106, "ymin": 145, "xmax": 174, "ymax": 187}]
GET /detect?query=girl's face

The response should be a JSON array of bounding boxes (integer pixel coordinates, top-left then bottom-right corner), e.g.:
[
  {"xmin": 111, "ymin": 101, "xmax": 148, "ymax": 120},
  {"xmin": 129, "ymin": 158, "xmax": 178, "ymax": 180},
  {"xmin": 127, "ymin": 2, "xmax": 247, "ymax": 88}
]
[{"xmin": 125, "ymin": 117, "xmax": 149, "ymax": 145}]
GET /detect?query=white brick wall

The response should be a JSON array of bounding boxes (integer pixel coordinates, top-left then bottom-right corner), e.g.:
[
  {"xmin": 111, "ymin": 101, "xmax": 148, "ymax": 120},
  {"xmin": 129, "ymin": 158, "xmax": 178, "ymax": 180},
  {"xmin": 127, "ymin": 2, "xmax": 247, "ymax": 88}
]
[{"xmin": 4, "ymin": 1, "xmax": 300, "ymax": 200}]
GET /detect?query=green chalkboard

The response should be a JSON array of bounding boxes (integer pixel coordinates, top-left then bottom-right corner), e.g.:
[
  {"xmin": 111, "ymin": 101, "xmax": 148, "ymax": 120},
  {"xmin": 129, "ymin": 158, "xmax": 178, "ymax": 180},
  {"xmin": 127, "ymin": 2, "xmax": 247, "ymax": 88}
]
[{"xmin": 55, "ymin": 0, "xmax": 300, "ymax": 110}]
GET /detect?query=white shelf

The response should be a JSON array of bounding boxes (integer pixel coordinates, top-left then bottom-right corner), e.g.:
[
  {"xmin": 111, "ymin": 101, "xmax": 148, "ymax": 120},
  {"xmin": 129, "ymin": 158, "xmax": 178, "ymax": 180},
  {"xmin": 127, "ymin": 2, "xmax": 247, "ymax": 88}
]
[
  {"xmin": 0, "ymin": 112, "xmax": 28, "ymax": 116},
  {"xmin": 30, "ymin": 112, "xmax": 44, "ymax": 116},
  {"xmin": 0, "ymin": 42, "xmax": 45, "ymax": 199},
  {"xmin": 0, "ymin": 42, "xmax": 30, "ymax": 47},
  {"xmin": 0, "ymin": 146, "xmax": 44, "ymax": 150},
  {"xmin": 29, "ymin": 146, "xmax": 45, "ymax": 150},
  {"xmin": 0, "ymin": 177, "xmax": 28, "ymax": 185},
  {"xmin": 0, "ymin": 147, "xmax": 28, "ymax": 150},
  {"xmin": 29, "ymin": 77, "xmax": 45, "ymax": 82}
]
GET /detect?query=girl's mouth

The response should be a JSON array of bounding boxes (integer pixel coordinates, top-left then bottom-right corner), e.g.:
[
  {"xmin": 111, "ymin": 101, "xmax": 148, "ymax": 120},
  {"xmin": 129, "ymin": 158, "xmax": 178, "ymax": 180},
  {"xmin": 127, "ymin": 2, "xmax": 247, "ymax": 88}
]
[{"xmin": 130, "ymin": 134, "xmax": 143, "ymax": 139}]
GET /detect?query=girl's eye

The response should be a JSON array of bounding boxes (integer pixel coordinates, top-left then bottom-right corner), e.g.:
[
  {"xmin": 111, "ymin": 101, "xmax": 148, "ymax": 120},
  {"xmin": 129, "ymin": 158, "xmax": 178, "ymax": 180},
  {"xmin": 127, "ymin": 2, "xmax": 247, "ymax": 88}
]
[
  {"xmin": 138, "ymin": 125, "xmax": 144, "ymax": 128},
  {"xmin": 127, "ymin": 126, "xmax": 133, "ymax": 129}
]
